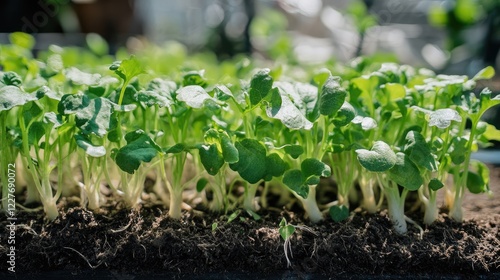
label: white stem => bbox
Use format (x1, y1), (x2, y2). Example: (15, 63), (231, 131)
(244, 183), (258, 212)
(360, 180), (377, 213)
(385, 186), (407, 235)
(299, 185), (323, 223)
(423, 192), (438, 225)
(169, 188), (183, 219)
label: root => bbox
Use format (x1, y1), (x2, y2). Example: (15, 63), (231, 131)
(405, 215), (424, 239)
(63, 247), (102, 269)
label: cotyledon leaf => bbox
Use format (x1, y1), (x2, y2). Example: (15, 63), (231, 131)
(404, 130), (438, 171)
(249, 68), (274, 106)
(356, 141), (397, 172)
(75, 134), (106, 158)
(176, 85), (212, 108)
(265, 90), (313, 130)
(0, 86), (37, 111)
(388, 152), (423, 191)
(114, 129), (161, 174)
(428, 108), (462, 129)
(65, 67), (101, 86)
(229, 139), (267, 184)
(319, 76), (347, 116)
(199, 144), (225, 176)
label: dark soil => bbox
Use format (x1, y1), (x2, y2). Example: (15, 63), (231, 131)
(1, 167), (500, 279)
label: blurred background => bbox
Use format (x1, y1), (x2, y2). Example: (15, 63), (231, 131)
(1, 0), (499, 76)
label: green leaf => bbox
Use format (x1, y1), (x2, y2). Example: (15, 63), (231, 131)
(482, 123), (500, 142)
(199, 144), (224, 176)
(279, 224), (295, 241)
(135, 90), (173, 108)
(356, 141), (397, 172)
(1, 72), (22, 86)
(221, 133), (239, 163)
(301, 158), (331, 178)
(0, 86), (37, 111)
(265, 90), (313, 130)
(114, 130), (161, 174)
(211, 222), (218, 231)
(86, 33), (109, 56)
(59, 94), (116, 137)
(75, 134), (106, 157)
(282, 169), (308, 198)
(473, 66), (495, 81)
(479, 88), (500, 116)
(176, 85), (212, 108)
(264, 153), (288, 181)
(352, 116), (377, 130)
(227, 211), (240, 223)
(450, 137), (468, 165)
(404, 130), (438, 171)
(65, 67), (101, 86)
(229, 139), (267, 184)
(465, 171), (486, 194)
(332, 101), (356, 127)
(283, 144), (304, 159)
(110, 56), (145, 82)
(196, 178), (209, 192)
(213, 84), (233, 101)
(388, 152), (423, 191)
(27, 121), (45, 146)
(9, 32), (35, 49)
(429, 109), (462, 129)
(249, 69), (273, 106)
(428, 178), (444, 191)
(379, 83), (405, 106)
(319, 76), (347, 116)
(182, 70), (208, 87)
(164, 143), (188, 154)
(43, 112), (63, 128)
(329, 205), (349, 222)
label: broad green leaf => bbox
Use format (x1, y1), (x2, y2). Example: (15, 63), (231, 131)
(404, 131), (438, 171)
(199, 144), (224, 175)
(301, 158), (331, 178)
(294, 82), (319, 121)
(282, 169), (308, 198)
(465, 171), (486, 194)
(182, 70), (208, 87)
(27, 121), (45, 146)
(36, 86), (64, 101)
(319, 76), (347, 116)
(428, 178), (444, 191)
(114, 130), (161, 174)
(164, 143), (188, 154)
(479, 88), (500, 116)
(429, 109), (462, 129)
(213, 84), (233, 101)
(450, 137), (467, 165)
(249, 69), (273, 106)
(65, 67), (101, 86)
(473, 66), (495, 81)
(43, 112), (63, 128)
(176, 85), (212, 108)
(110, 55), (145, 82)
(22, 101), (43, 125)
(329, 205), (349, 222)
(332, 101), (356, 127)
(59, 94), (115, 137)
(265, 93), (313, 130)
(196, 177), (209, 192)
(388, 152), (423, 191)
(1, 72), (22, 86)
(135, 90), (173, 107)
(264, 153), (287, 181)
(75, 134), (106, 157)
(283, 144), (304, 159)
(352, 116), (377, 130)
(0, 86), (37, 111)
(221, 133), (239, 163)
(482, 123), (500, 141)
(266, 87), (282, 116)
(279, 224), (295, 241)
(229, 139), (267, 184)
(86, 33), (109, 56)
(9, 32), (35, 49)
(356, 141), (397, 172)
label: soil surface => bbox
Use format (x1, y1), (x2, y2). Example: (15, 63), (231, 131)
(1, 167), (500, 279)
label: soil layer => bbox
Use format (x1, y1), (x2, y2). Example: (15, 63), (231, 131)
(1, 167), (500, 279)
